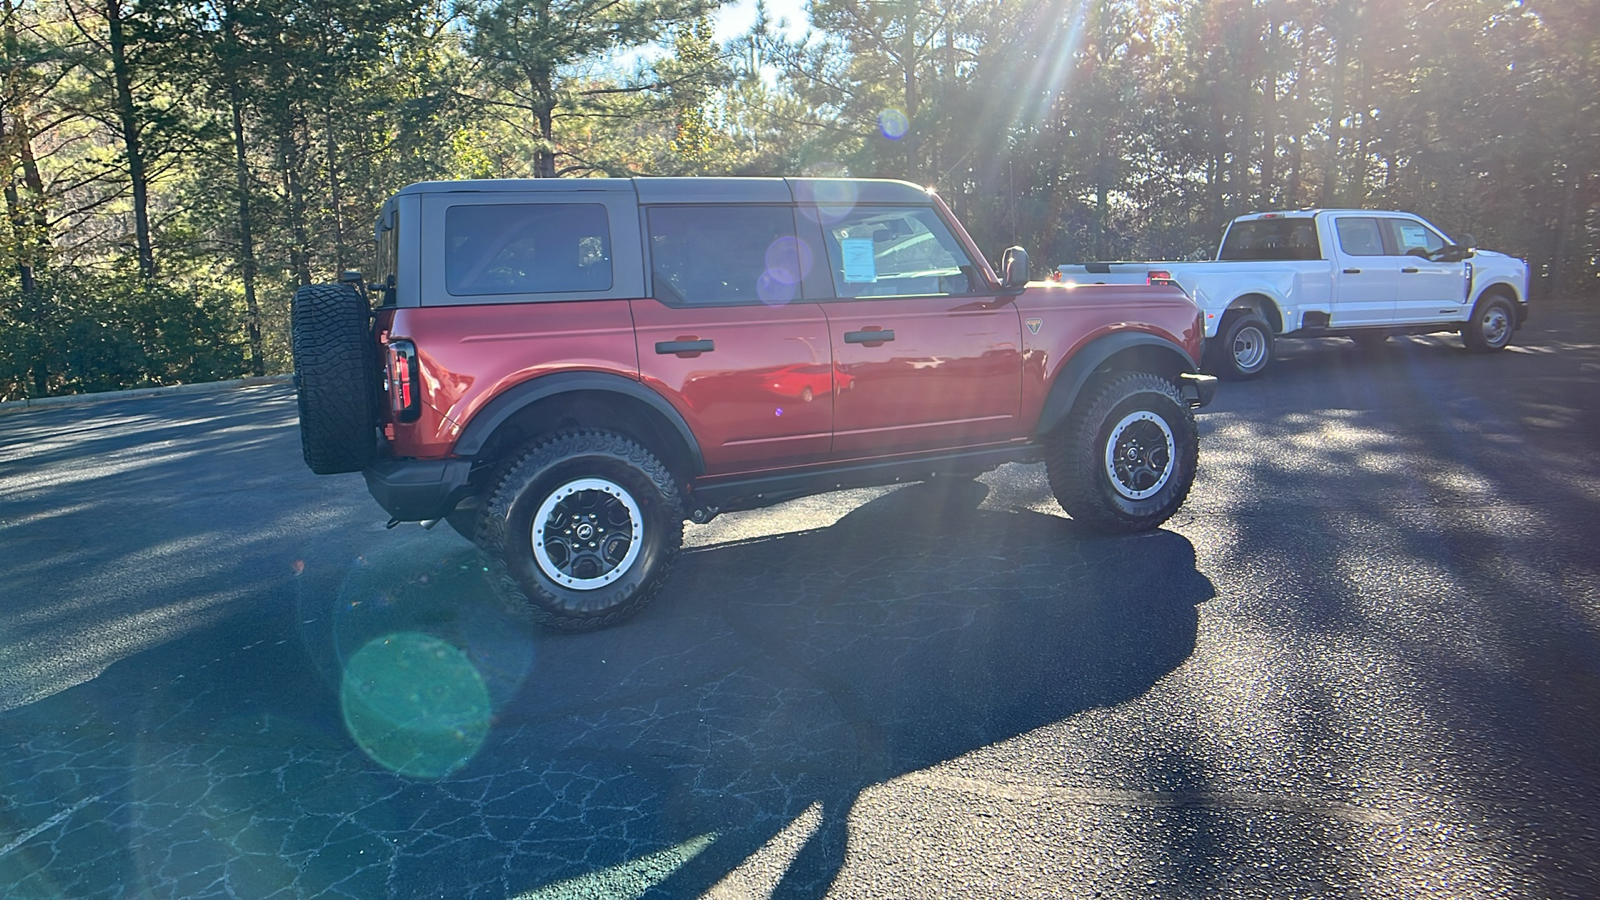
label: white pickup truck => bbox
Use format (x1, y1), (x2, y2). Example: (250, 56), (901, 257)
(1056, 210), (1531, 379)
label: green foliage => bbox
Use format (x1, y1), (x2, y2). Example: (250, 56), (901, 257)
(459, 0), (719, 177)
(0, 0), (1596, 406)
(0, 270), (246, 401)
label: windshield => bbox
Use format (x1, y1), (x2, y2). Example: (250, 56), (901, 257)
(1218, 218), (1322, 261)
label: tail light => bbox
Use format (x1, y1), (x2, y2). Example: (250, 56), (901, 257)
(1148, 270), (1175, 286)
(385, 339), (421, 423)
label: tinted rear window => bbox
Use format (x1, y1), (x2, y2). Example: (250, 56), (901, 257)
(445, 203), (612, 296)
(1218, 219), (1322, 261)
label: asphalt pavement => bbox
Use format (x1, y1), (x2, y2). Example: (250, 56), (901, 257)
(2, 305), (1598, 898)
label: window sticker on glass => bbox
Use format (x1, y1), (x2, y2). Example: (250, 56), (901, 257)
(840, 238), (877, 283)
(1400, 223), (1429, 247)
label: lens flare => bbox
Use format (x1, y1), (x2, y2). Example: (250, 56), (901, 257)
(798, 173), (857, 225)
(341, 631), (491, 779)
(757, 271), (798, 306)
(759, 236), (814, 306)
(878, 108), (910, 141)
(764, 236), (813, 285)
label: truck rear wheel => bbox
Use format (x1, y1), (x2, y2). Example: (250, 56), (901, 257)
(1206, 312), (1273, 380)
(291, 284), (378, 474)
(478, 431), (683, 631)
(1046, 372), (1198, 534)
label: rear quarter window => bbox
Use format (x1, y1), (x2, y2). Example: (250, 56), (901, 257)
(1218, 219), (1321, 261)
(445, 203), (612, 296)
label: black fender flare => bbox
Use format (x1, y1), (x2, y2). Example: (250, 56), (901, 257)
(453, 371), (706, 475)
(1034, 332), (1200, 436)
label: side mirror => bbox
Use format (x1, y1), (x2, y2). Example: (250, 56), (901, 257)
(1000, 246), (1029, 288)
(1457, 233), (1475, 250)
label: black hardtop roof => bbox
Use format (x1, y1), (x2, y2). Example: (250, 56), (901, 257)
(391, 177), (936, 206)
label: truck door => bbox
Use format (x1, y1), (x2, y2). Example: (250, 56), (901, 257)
(1383, 217), (1470, 325)
(804, 204), (1023, 458)
(634, 205), (834, 475)
(1330, 216), (1397, 327)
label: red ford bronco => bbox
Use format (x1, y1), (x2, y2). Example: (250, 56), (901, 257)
(292, 178), (1216, 630)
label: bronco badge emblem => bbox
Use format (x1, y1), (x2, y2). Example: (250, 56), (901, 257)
(1025, 318), (1042, 335)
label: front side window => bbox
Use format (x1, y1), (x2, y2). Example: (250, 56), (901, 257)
(1334, 217), (1386, 257)
(647, 206), (804, 306)
(818, 206), (978, 298)
(445, 203), (612, 296)
(1386, 218), (1447, 257)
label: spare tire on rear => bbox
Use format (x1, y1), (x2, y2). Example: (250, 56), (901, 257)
(292, 283), (379, 474)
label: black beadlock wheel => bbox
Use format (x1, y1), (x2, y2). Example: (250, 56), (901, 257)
(1462, 295), (1516, 353)
(291, 284), (378, 474)
(1205, 312), (1273, 380)
(478, 431), (684, 632)
(1045, 372), (1199, 534)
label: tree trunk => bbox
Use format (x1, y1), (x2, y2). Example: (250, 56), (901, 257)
(279, 127), (313, 285)
(1260, 16), (1278, 209)
(1350, 58), (1370, 206)
(901, 0), (920, 182)
(106, 0), (155, 278)
(0, 115), (35, 292)
(536, 98), (555, 178)
(326, 109), (345, 271)
(230, 80), (265, 376)
(1324, 34), (1345, 206)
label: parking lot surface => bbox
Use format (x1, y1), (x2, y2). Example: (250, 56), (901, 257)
(2, 306), (1598, 898)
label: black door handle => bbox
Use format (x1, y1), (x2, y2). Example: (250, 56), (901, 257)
(844, 329), (895, 344)
(1401, 267), (1420, 274)
(655, 339), (714, 355)
(1343, 268), (1362, 274)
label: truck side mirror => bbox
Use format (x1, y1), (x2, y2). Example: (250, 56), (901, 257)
(1001, 247), (1029, 288)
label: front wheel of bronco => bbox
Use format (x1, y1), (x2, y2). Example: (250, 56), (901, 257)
(291, 283), (378, 474)
(1462, 295), (1516, 353)
(479, 432), (683, 631)
(1046, 372), (1199, 534)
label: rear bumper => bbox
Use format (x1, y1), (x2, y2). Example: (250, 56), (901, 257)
(362, 457), (474, 522)
(1180, 372), (1218, 409)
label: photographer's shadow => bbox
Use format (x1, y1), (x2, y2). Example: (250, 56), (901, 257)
(622, 478), (1216, 896)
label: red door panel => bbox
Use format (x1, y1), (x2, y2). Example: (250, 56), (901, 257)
(632, 299), (834, 474)
(825, 297), (1023, 458)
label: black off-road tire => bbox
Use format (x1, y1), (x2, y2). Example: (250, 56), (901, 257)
(1045, 372), (1199, 534)
(478, 431), (684, 631)
(445, 500), (483, 542)
(1205, 312), (1273, 380)
(1462, 295), (1516, 353)
(291, 284), (378, 474)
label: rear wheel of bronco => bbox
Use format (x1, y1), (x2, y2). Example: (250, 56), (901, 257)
(1045, 372), (1198, 534)
(1462, 295), (1515, 353)
(479, 431), (683, 631)
(1206, 312), (1273, 380)
(291, 284), (378, 474)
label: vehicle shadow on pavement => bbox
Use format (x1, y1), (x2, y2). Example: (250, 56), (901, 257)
(477, 479), (1216, 897)
(0, 468), (1212, 899)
